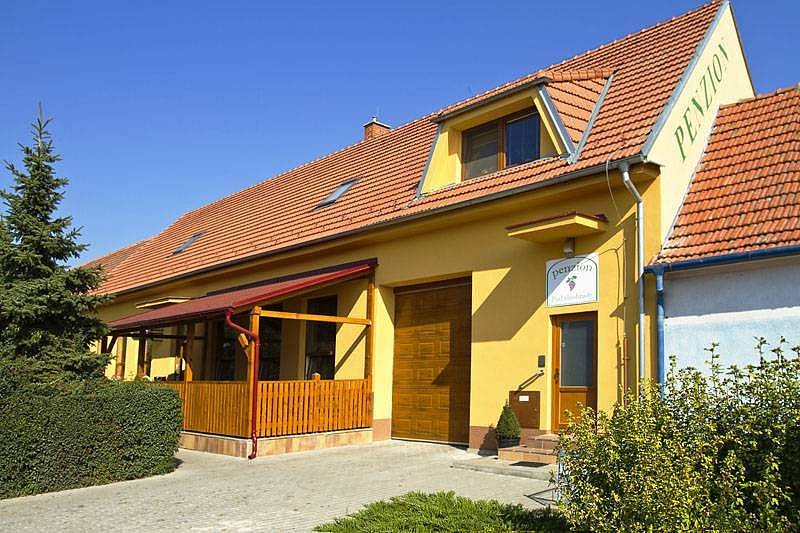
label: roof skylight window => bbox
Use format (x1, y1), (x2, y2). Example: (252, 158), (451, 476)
(318, 179), (358, 207)
(173, 232), (203, 255)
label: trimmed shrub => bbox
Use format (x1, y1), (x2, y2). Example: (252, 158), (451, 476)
(0, 380), (182, 499)
(315, 491), (569, 532)
(495, 402), (521, 439)
(556, 340), (800, 532)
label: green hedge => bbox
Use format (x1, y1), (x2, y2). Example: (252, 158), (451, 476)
(0, 380), (182, 499)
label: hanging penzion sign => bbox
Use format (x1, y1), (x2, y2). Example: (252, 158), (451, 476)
(546, 254), (598, 307)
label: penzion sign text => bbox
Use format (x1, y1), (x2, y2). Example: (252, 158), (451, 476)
(546, 254), (599, 307)
(674, 40), (730, 162)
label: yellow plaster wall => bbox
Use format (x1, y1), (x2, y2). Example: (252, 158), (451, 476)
(333, 279), (368, 380)
(94, 7), (759, 440)
(278, 297), (303, 380)
(99, 168), (656, 432)
(147, 334), (180, 379)
(123, 338), (138, 380)
(421, 88), (564, 194)
(648, 2), (754, 241)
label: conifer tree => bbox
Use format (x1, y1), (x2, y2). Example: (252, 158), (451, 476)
(0, 110), (110, 389)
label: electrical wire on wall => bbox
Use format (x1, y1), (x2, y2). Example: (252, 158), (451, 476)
(605, 152), (629, 397)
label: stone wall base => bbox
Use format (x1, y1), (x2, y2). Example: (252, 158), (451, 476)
(179, 428), (374, 459)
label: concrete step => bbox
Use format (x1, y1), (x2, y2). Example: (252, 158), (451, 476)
(452, 455), (556, 481)
(524, 433), (559, 451)
(497, 444), (558, 465)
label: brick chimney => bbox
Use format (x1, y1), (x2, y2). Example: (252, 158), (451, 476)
(363, 116), (390, 140)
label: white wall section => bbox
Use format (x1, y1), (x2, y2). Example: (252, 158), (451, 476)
(664, 258), (800, 370)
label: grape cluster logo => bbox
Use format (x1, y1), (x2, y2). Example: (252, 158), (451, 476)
(546, 254), (599, 307)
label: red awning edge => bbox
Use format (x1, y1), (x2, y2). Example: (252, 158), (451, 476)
(109, 259), (376, 332)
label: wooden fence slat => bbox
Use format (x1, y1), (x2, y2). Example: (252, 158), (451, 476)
(148, 381), (249, 437)
(248, 378), (373, 438)
(284, 381), (290, 435)
(277, 381), (284, 436)
(301, 381), (308, 434)
(293, 382), (300, 434)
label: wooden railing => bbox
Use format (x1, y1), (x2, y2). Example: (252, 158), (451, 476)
(256, 378), (372, 437)
(148, 380), (249, 437)
(148, 377), (372, 439)
(150, 380), (185, 403)
(184, 381), (249, 437)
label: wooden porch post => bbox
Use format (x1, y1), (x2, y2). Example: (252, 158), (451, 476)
(364, 275), (376, 428)
(114, 338), (126, 380)
(182, 322), (195, 430)
(184, 323), (195, 382)
(136, 328), (147, 378)
(247, 307), (261, 438)
(364, 274), (375, 380)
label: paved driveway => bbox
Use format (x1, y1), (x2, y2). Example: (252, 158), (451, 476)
(0, 440), (551, 532)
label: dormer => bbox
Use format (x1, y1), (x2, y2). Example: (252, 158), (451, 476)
(418, 70), (613, 195)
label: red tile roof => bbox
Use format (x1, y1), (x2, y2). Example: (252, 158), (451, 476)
(91, 2), (722, 295)
(547, 76), (609, 143)
(84, 239), (148, 278)
(654, 86), (800, 264)
(431, 68), (613, 124)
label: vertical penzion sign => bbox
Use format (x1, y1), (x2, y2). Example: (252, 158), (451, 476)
(546, 254), (599, 307)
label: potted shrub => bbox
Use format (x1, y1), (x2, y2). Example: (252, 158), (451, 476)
(495, 402), (521, 448)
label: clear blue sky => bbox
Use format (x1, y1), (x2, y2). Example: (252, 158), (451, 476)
(2, 1), (797, 263)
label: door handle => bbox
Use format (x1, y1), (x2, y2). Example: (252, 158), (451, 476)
(553, 369), (559, 383)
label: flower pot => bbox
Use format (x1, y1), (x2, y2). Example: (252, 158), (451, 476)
(496, 436), (520, 448)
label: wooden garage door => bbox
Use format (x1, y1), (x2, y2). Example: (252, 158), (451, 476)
(392, 280), (471, 444)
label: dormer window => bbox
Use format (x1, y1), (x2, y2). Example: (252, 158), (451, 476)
(462, 109), (540, 179)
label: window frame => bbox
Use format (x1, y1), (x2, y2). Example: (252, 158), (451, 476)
(259, 304), (283, 381)
(304, 295), (338, 380)
(172, 232), (203, 255)
(461, 108), (540, 180)
(317, 179), (358, 208)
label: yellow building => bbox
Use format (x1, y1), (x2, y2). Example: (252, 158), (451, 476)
(91, 1), (755, 458)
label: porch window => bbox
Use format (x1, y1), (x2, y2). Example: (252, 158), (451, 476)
(305, 296), (337, 379)
(462, 108), (540, 179)
(215, 320), (239, 380)
(259, 305), (282, 380)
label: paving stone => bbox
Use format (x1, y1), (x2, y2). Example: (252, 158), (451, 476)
(0, 440), (552, 532)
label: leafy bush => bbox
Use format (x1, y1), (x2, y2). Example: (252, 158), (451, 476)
(315, 491), (569, 532)
(555, 339), (800, 532)
(495, 402), (521, 439)
(0, 380), (182, 499)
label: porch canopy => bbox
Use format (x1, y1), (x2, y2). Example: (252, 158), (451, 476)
(109, 258), (376, 333)
(104, 259), (378, 446)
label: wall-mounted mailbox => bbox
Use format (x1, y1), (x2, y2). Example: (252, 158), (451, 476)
(509, 390), (540, 429)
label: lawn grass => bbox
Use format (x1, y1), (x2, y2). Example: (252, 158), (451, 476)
(314, 491), (570, 532)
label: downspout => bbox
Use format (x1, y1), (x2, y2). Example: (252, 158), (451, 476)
(654, 269), (666, 387)
(619, 161), (646, 381)
(224, 309), (260, 459)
